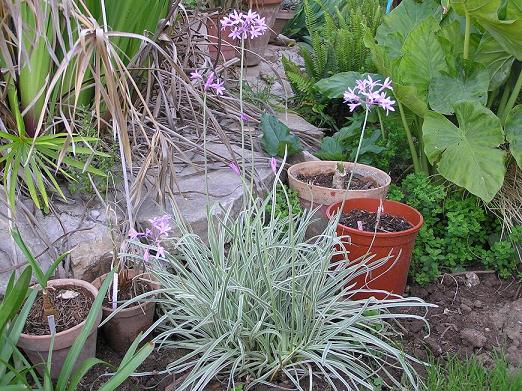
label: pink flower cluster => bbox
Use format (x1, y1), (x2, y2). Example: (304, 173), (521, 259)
(220, 9), (268, 40)
(343, 76), (395, 114)
(129, 215), (171, 262)
(190, 70), (225, 96)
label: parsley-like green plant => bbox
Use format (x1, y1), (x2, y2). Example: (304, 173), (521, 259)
(391, 174), (521, 284)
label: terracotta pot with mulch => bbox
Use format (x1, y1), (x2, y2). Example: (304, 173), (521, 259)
(92, 269), (159, 354)
(206, 14), (238, 62)
(270, 8), (296, 39)
(288, 161), (391, 234)
(244, 0), (282, 66)
(17, 279), (101, 379)
(326, 198), (423, 300)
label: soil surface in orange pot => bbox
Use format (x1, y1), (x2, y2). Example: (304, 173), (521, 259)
(339, 209), (413, 232)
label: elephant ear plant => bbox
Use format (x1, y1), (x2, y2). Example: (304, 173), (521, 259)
(365, 0), (522, 203)
(5, 229), (154, 390)
(121, 170), (434, 390)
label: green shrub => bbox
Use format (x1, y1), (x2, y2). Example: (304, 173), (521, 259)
(264, 184), (301, 220)
(315, 111), (409, 172)
(390, 173), (521, 284)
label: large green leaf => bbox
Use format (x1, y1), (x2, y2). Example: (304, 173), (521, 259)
(428, 61), (489, 114)
(451, 0), (522, 60)
(505, 105), (522, 169)
(260, 114), (303, 158)
(423, 100), (506, 202)
(314, 72), (382, 99)
(315, 137), (346, 161)
(397, 17), (448, 104)
(473, 32), (515, 90)
(376, 0), (440, 60)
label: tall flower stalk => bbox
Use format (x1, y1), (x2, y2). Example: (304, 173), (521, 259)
(221, 10), (268, 192)
(340, 76), (395, 191)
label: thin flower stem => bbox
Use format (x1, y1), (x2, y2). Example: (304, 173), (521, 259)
(377, 109), (386, 141)
(397, 100), (422, 173)
(203, 93), (210, 210)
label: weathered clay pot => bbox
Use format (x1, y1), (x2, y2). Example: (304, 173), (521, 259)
(244, 0), (282, 66)
(92, 270), (158, 354)
(17, 279), (101, 379)
(288, 161), (391, 236)
(270, 9), (296, 39)
(206, 14), (238, 62)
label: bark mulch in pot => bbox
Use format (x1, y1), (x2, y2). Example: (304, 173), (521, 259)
(23, 285), (94, 335)
(102, 277), (150, 308)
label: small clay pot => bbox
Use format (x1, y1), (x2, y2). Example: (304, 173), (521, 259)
(326, 198), (424, 300)
(243, 0), (282, 66)
(288, 161), (391, 235)
(17, 279), (101, 379)
(92, 270), (158, 354)
(206, 14), (238, 62)
(270, 9), (296, 39)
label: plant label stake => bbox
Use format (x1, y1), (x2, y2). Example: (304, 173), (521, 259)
(47, 315), (56, 336)
(112, 272), (118, 310)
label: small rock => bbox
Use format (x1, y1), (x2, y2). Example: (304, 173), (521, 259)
(460, 303), (472, 313)
(461, 297), (473, 307)
(90, 210), (101, 220)
(473, 300), (483, 308)
(465, 272), (480, 287)
(460, 328), (487, 348)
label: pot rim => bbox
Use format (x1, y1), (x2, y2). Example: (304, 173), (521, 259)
(19, 278), (99, 340)
(92, 271), (158, 314)
(288, 160), (392, 193)
(326, 198), (424, 237)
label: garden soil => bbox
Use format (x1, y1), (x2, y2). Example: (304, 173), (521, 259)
(79, 272), (522, 390)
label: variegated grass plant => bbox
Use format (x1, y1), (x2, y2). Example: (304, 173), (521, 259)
(118, 174), (433, 390)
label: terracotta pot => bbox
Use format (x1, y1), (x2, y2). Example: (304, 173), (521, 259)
(326, 198), (423, 300)
(270, 9), (296, 39)
(206, 14), (238, 62)
(17, 279), (101, 379)
(288, 161), (391, 235)
(243, 0), (282, 66)
(92, 270), (158, 354)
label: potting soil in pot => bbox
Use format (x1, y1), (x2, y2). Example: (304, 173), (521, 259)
(102, 278), (150, 308)
(339, 209), (413, 233)
(23, 286), (94, 335)
(296, 172), (377, 190)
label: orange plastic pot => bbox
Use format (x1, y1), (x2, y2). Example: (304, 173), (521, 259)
(326, 198), (423, 300)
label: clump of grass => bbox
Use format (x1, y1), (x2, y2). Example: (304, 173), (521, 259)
(424, 354), (522, 391)
(126, 184), (434, 390)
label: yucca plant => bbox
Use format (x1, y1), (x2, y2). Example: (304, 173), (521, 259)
(120, 179), (433, 390)
(0, 0), (169, 213)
